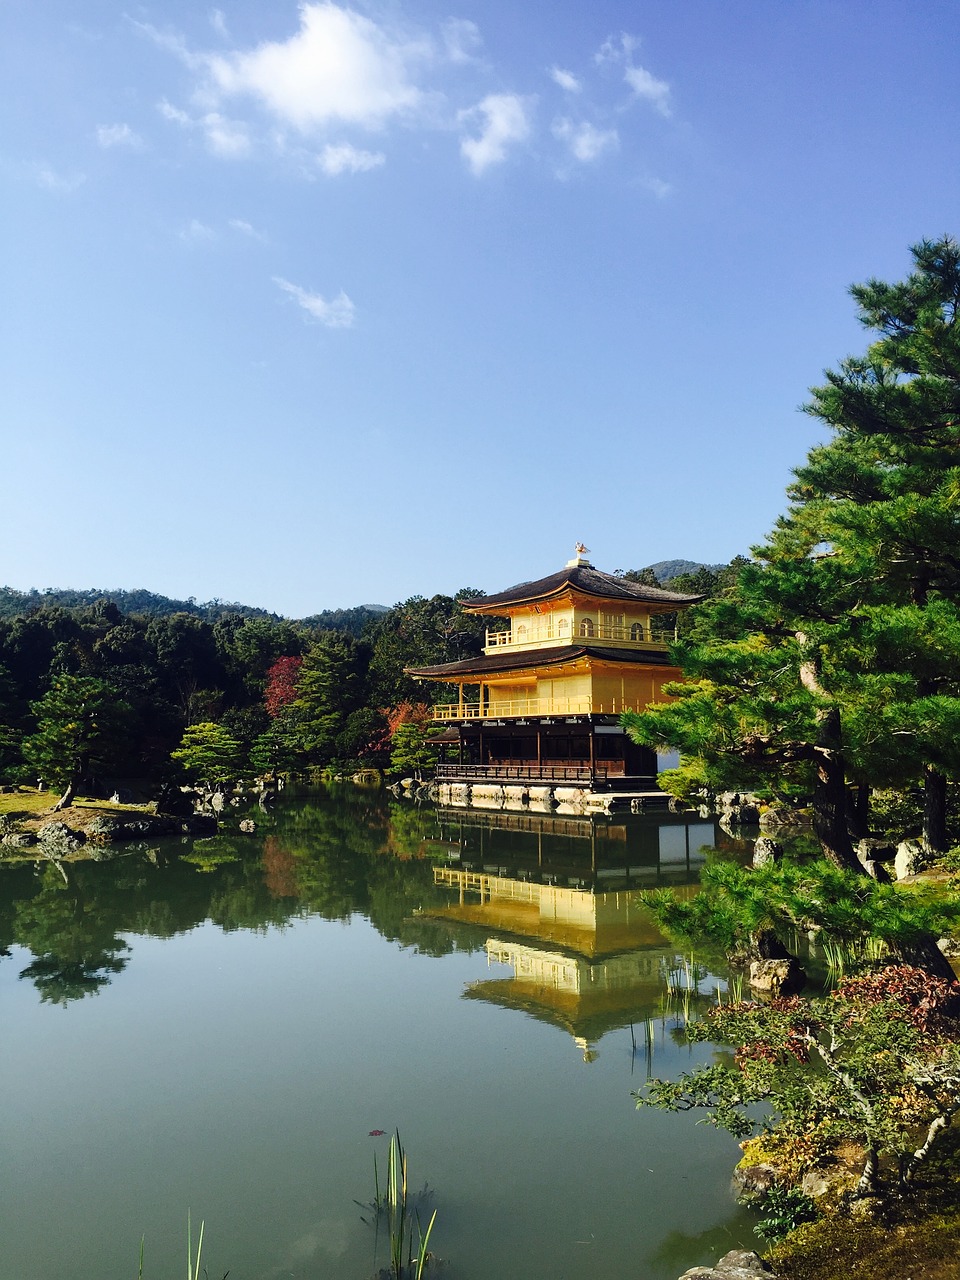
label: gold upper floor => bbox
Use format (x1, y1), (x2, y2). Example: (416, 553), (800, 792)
(484, 607), (675, 654)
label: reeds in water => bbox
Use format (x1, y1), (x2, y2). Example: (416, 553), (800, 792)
(359, 1131), (437, 1280)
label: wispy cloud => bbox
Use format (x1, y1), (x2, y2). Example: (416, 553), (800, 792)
(209, 8), (229, 40)
(179, 218), (216, 243)
(229, 218), (268, 241)
(130, 18), (206, 71)
(596, 33), (671, 117)
(202, 112), (251, 157)
(157, 99), (249, 157)
(642, 176), (673, 199)
(552, 117), (618, 163)
(459, 94), (533, 175)
(96, 122), (144, 149)
(550, 66), (581, 93)
(34, 163), (85, 193)
(442, 18), (482, 65)
(274, 277), (356, 328)
(317, 142), (385, 175)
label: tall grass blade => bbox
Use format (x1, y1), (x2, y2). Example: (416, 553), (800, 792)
(414, 1208), (437, 1280)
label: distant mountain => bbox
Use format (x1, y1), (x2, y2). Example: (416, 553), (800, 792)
(0, 586), (389, 631)
(644, 559), (724, 583)
(0, 586), (280, 622)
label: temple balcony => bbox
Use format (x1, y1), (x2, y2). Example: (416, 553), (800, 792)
(432, 695), (639, 721)
(483, 623), (675, 653)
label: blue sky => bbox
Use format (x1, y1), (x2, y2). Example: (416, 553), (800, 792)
(3, 1), (958, 616)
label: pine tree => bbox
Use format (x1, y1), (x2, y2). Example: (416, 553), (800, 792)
(624, 239), (960, 977)
(23, 675), (131, 811)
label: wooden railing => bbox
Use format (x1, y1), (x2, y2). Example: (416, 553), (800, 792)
(433, 695), (602, 721)
(436, 763), (612, 783)
(485, 624), (675, 649)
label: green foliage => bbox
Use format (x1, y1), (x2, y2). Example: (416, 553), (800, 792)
(624, 238), (960, 862)
(389, 722), (441, 780)
(644, 855), (960, 958)
(752, 1184), (819, 1242)
(637, 966), (960, 1195)
(171, 722), (244, 787)
(22, 674), (132, 800)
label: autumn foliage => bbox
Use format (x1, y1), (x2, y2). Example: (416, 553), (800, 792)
(264, 656), (303, 718)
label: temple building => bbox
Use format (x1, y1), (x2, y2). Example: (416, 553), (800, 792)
(407, 546), (702, 793)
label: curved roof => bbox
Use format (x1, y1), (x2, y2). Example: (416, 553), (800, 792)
(464, 564), (703, 612)
(407, 643), (675, 679)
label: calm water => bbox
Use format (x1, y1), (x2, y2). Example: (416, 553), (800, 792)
(0, 788), (759, 1280)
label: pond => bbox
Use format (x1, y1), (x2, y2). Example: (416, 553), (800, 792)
(0, 787), (760, 1280)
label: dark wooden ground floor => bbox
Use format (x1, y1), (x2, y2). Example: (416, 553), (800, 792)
(433, 715), (660, 791)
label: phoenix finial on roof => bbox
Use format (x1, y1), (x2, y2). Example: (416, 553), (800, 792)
(575, 542), (590, 555)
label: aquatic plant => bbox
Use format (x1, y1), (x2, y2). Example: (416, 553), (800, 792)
(359, 1131), (438, 1280)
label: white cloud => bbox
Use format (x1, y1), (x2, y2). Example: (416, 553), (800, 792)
(317, 142), (385, 175)
(624, 65), (672, 117)
(157, 99), (249, 156)
(158, 99), (191, 126)
(229, 218), (267, 240)
(552, 117), (618, 163)
(596, 32), (671, 117)
(179, 218), (216, 242)
(596, 33), (640, 65)
(96, 122), (144, 149)
(550, 66), (581, 93)
(202, 112), (251, 157)
(208, 4), (427, 132)
(274, 277), (356, 328)
(643, 176), (673, 199)
(34, 164), (85, 193)
(210, 9), (229, 39)
(442, 18), (482, 64)
(458, 93), (533, 175)
(131, 19), (205, 71)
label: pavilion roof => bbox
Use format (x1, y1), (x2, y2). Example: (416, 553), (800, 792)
(463, 563), (703, 612)
(407, 643), (674, 680)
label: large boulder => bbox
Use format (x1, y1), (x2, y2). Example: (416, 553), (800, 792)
(37, 821), (85, 852)
(678, 1250), (780, 1280)
(895, 839), (925, 880)
(752, 837), (783, 868)
(749, 958), (805, 997)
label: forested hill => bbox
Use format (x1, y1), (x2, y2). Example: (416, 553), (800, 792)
(645, 559), (724, 582)
(0, 586), (388, 633)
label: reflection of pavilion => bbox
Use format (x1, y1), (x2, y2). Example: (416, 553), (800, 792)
(426, 851), (706, 1062)
(434, 807), (716, 892)
(418, 808), (723, 1060)
(466, 938), (668, 1061)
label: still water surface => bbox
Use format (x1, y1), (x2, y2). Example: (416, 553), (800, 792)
(0, 787), (759, 1280)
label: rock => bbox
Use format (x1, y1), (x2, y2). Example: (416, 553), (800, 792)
(937, 935), (960, 957)
(801, 1165), (856, 1200)
(749, 957), (805, 997)
(758, 806), (814, 832)
(752, 837), (783, 868)
(2, 832), (38, 848)
(855, 838), (897, 864)
(678, 1249), (780, 1280)
(182, 814), (218, 834)
(37, 821), (85, 851)
(895, 839), (925, 879)
(732, 1162), (782, 1199)
(859, 858), (891, 883)
(238, 818), (257, 833)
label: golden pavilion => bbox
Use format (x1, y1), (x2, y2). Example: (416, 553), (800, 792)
(407, 546), (702, 792)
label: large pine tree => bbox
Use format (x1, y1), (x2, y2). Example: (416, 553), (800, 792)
(624, 239), (960, 974)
